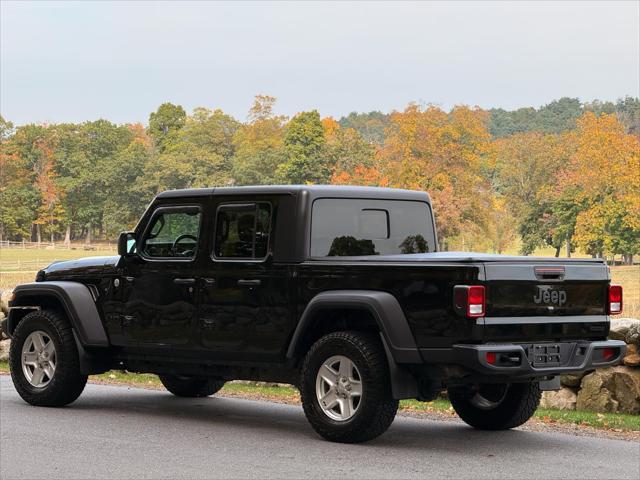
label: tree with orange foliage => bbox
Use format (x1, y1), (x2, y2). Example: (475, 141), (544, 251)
(4, 124), (66, 243)
(33, 135), (65, 244)
(559, 112), (640, 262)
(333, 104), (493, 250)
(323, 117), (375, 177)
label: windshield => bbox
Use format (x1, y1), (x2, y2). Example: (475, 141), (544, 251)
(310, 198), (436, 257)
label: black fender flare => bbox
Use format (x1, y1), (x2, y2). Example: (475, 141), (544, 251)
(286, 290), (422, 364)
(7, 281), (109, 348)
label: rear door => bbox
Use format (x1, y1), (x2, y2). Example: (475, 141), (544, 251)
(197, 196), (292, 362)
(483, 261), (610, 342)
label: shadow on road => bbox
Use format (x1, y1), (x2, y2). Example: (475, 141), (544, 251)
(4, 383), (568, 454)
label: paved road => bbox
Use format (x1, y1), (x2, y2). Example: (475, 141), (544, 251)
(1, 377), (638, 480)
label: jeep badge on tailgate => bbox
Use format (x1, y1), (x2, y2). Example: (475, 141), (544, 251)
(533, 286), (567, 307)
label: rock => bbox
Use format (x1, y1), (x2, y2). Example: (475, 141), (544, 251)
(0, 314), (7, 340)
(609, 318), (640, 346)
(576, 369), (619, 413)
(623, 343), (640, 367)
(560, 373), (587, 387)
(540, 388), (577, 410)
(576, 366), (640, 414)
(625, 324), (640, 347)
(0, 289), (13, 316)
(0, 339), (9, 362)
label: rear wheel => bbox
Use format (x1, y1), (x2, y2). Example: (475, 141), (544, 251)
(300, 331), (398, 443)
(159, 374), (225, 398)
(9, 309), (87, 406)
(448, 382), (541, 430)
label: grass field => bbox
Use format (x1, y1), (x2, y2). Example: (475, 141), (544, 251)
(2, 247), (637, 316)
(0, 246), (116, 289)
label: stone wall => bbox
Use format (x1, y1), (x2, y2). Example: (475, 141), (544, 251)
(541, 318), (640, 415)
(0, 312), (8, 362)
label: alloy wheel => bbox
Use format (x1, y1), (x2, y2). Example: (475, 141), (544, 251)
(315, 355), (363, 421)
(21, 330), (57, 388)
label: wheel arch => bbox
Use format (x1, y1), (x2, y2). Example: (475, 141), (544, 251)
(286, 291), (421, 400)
(7, 281), (109, 348)
(287, 290), (420, 365)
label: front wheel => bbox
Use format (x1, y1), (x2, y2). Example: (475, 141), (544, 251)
(9, 309), (88, 407)
(448, 382), (541, 430)
(159, 374), (225, 398)
(299, 331), (398, 443)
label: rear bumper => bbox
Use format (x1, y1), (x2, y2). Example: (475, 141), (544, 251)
(420, 340), (627, 379)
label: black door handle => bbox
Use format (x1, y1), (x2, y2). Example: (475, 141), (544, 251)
(237, 279), (261, 287)
(174, 278), (196, 285)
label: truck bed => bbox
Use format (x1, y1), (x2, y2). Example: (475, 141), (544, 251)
(308, 252), (605, 264)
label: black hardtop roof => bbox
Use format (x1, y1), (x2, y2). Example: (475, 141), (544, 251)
(156, 185), (431, 203)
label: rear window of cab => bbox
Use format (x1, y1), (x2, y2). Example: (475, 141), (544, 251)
(310, 198), (436, 257)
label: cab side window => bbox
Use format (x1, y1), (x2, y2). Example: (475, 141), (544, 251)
(141, 208), (201, 259)
(214, 203), (271, 259)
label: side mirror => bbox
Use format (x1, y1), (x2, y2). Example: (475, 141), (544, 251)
(118, 231), (137, 256)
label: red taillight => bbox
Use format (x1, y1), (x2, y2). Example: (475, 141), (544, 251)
(602, 347), (617, 361)
(454, 285), (486, 318)
(608, 285), (623, 314)
(486, 352), (497, 365)
(468, 286), (485, 316)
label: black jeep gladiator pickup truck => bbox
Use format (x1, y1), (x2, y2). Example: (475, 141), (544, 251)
(7, 185), (626, 443)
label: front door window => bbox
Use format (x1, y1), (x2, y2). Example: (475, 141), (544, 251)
(141, 209), (201, 259)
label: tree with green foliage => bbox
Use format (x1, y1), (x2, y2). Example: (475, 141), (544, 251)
(231, 95), (287, 185)
(338, 111), (390, 145)
(101, 125), (154, 237)
(55, 120), (134, 242)
(0, 115), (13, 141)
(535, 97), (583, 133)
(145, 107), (240, 192)
(322, 117), (375, 175)
(276, 110), (330, 184)
(0, 116), (40, 241)
(493, 131), (573, 255)
(148, 103), (187, 152)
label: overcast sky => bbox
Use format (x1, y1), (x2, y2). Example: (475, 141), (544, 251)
(1, 1), (638, 126)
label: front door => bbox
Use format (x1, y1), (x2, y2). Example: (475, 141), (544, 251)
(119, 204), (203, 348)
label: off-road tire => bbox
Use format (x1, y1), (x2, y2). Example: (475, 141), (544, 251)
(9, 309), (88, 406)
(448, 382), (541, 430)
(159, 374), (225, 397)
(299, 331), (399, 443)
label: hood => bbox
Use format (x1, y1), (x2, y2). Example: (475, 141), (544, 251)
(43, 255), (121, 277)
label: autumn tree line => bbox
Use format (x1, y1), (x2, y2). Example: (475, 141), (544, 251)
(0, 96), (638, 262)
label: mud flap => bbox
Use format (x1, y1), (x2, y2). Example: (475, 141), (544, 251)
(380, 333), (418, 399)
(72, 330), (110, 376)
(539, 376), (561, 391)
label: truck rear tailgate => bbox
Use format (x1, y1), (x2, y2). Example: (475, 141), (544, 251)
(482, 261), (610, 342)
